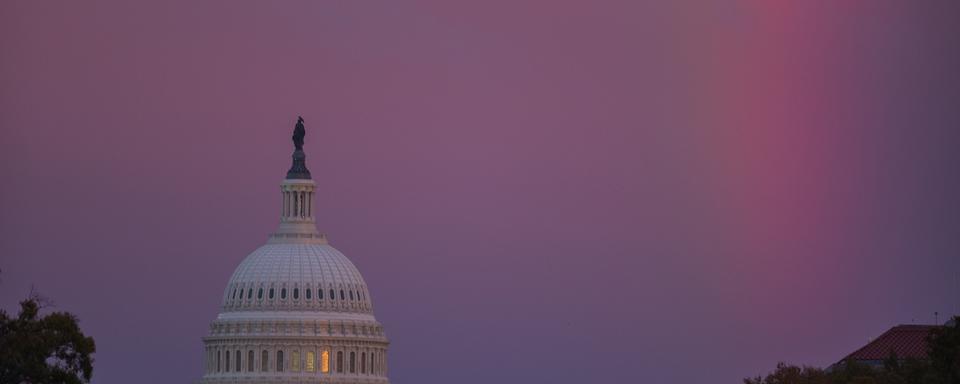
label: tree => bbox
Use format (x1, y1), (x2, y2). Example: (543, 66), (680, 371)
(743, 362), (830, 384)
(0, 297), (96, 384)
(926, 316), (960, 384)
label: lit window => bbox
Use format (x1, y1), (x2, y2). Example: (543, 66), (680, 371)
(306, 351), (315, 372)
(292, 350), (300, 372)
(248, 350), (254, 372)
(321, 350), (329, 373)
(261, 350), (268, 372)
(277, 350), (284, 372)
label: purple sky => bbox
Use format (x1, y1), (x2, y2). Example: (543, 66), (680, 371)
(2, 1), (959, 383)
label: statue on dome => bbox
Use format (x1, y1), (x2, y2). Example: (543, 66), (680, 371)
(292, 116), (306, 150)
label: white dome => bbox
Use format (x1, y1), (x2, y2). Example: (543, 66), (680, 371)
(220, 243), (374, 314)
(200, 124), (389, 383)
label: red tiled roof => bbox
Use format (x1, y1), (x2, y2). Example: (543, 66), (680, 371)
(844, 325), (936, 361)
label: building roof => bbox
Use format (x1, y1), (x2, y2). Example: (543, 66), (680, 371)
(843, 325), (936, 362)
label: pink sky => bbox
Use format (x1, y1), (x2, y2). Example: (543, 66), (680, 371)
(2, 1), (959, 383)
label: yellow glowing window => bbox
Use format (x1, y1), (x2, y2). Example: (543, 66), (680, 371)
(292, 350), (301, 372)
(321, 350), (329, 373)
(306, 351), (316, 372)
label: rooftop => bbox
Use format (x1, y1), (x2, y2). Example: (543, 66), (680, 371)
(842, 325), (937, 362)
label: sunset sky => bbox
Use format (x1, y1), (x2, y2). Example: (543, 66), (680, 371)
(1, 1), (959, 383)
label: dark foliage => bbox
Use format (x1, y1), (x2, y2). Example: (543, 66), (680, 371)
(926, 318), (960, 384)
(745, 317), (959, 384)
(0, 298), (96, 384)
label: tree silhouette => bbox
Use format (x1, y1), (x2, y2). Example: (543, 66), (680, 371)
(0, 296), (96, 384)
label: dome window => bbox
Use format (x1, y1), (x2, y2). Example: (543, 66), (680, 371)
(281, 288), (287, 299)
(349, 290), (354, 301)
(340, 290), (345, 300)
(269, 288), (275, 299)
(319, 289), (324, 300)
(293, 288), (299, 300)
(321, 350), (330, 373)
(330, 289), (335, 300)
(247, 288), (253, 299)
(257, 288), (263, 300)
(232, 288), (237, 299)
(305, 288), (311, 300)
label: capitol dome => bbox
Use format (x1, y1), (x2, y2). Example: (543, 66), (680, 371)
(200, 117), (389, 383)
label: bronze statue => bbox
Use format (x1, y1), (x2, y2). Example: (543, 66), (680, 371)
(293, 116), (306, 150)
(286, 115), (312, 179)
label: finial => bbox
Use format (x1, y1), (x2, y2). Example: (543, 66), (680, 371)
(286, 116), (312, 179)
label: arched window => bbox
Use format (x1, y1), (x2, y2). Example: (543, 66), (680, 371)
(257, 288), (263, 299)
(321, 350), (329, 373)
(306, 351), (316, 372)
(248, 350), (254, 372)
(361, 352), (366, 374)
(292, 350), (300, 372)
(269, 288), (275, 299)
(261, 350), (269, 372)
(281, 288), (287, 299)
(303, 288), (308, 300)
(236, 350), (241, 373)
(225, 350), (230, 372)
(340, 290), (345, 300)
(247, 288), (253, 299)
(371, 352), (375, 375)
(337, 351), (343, 373)
(277, 350), (284, 372)
(329, 289), (335, 300)
(349, 351), (356, 373)
(217, 350), (222, 372)
(231, 288), (237, 299)
(350, 290), (354, 301)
